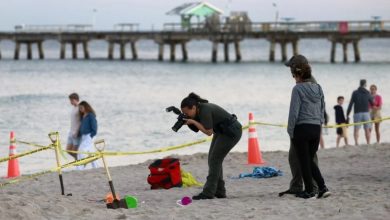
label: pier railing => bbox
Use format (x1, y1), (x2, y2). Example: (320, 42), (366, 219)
(14, 24), (93, 33)
(163, 20), (390, 33)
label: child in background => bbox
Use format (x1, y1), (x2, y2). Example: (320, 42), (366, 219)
(334, 96), (349, 147)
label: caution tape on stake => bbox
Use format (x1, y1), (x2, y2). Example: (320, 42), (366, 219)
(0, 145), (54, 164)
(0, 155), (101, 188)
(62, 136), (213, 156)
(247, 116), (390, 129)
(15, 140), (49, 149)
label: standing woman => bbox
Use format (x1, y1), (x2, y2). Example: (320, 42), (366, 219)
(369, 84), (383, 143)
(77, 101), (98, 170)
(180, 93), (242, 200)
(287, 59), (330, 199)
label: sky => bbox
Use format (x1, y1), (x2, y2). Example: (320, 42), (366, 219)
(0, 0), (389, 30)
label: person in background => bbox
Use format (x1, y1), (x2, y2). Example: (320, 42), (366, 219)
(347, 79), (374, 146)
(67, 93), (81, 160)
(319, 111), (329, 149)
(279, 55), (319, 197)
(334, 96), (349, 147)
(286, 55), (330, 199)
(369, 84), (383, 144)
(77, 101), (98, 170)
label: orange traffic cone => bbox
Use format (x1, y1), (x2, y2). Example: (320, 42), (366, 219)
(248, 113), (265, 165)
(7, 131), (20, 178)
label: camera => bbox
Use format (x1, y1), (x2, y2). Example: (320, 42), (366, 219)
(166, 106), (188, 132)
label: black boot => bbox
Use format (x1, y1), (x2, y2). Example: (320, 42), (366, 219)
(215, 192), (227, 199)
(317, 186), (331, 198)
(279, 189), (302, 197)
(295, 191), (316, 199)
(192, 193), (214, 200)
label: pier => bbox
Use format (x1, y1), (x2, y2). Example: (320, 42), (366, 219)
(0, 20), (389, 63)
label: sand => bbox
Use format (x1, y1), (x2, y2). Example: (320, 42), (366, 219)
(1, 143), (390, 220)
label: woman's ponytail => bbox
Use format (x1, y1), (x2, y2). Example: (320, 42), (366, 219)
(188, 92), (208, 103)
(181, 92), (208, 108)
(294, 63), (312, 80)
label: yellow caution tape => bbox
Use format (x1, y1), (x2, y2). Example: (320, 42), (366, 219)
(62, 136), (213, 156)
(1, 116), (388, 188)
(324, 117), (390, 128)
(0, 145), (54, 164)
(15, 140), (49, 149)
(0, 155), (101, 188)
(247, 116), (390, 129)
(59, 116), (390, 157)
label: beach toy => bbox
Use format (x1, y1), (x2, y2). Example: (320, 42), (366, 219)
(7, 131), (20, 178)
(124, 195), (138, 208)
(247, 113), (265, 165)
(105, 193), (120, 204)
(177, 196), (192, 206)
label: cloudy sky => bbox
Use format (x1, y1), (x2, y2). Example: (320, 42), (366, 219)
(0, 0), (389, 30)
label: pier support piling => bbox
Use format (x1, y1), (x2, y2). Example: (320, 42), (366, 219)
(211, 42), (218, 63)
(224, 42), (229, 62)
(108, 42), (114, 60)
(14, 42), (20, 60)
(181, 42), (188, 62)
(281, 42), (287, 62)
(342, 42), (348, 63)
(72, 42), (78, 59)
(27, 42), (32, 60)
(170, 43), (176, 62)
(269, 41), (275, 62)
(82, 41), (90, 59)
(131, 42), (138, 60)
(330, 41), (336, 63)
(120, 42), (126, 60)
(234, 41), (241, 62)
(158, 44), (164, 61)
(353, 40), (360, 63)
(60, 42), (66, 59)
(37, 41), (44, 59)
(292, 40), (299, 56)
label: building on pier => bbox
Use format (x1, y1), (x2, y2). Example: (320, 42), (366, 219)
(167, 2), (223, 30)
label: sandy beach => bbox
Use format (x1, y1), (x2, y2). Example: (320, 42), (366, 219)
(1, 143), (389, 220)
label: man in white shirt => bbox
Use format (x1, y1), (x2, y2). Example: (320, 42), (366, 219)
(67, 93), (81, 160)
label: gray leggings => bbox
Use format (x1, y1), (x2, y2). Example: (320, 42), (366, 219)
(202, 122), (242, 197)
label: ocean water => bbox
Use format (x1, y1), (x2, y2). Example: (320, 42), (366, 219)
(0, 39), (389, 174)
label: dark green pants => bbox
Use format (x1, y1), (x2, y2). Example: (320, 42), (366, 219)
(289, 140), (319, 192)
(202, 122), (242, 197)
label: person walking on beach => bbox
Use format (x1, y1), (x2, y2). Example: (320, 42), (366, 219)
(77, 101), (98, 170)
(279, 55), (319, 197)
(180, 93), (242, 200)
(334, 96), (349, 147)
(369, 84), (383, 144)
(346, 79), (374, 146)
(67, 93), (81, 160)
(286, 55), (330, 199)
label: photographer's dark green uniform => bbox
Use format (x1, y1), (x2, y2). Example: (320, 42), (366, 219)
(196, 103), (242, 197)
